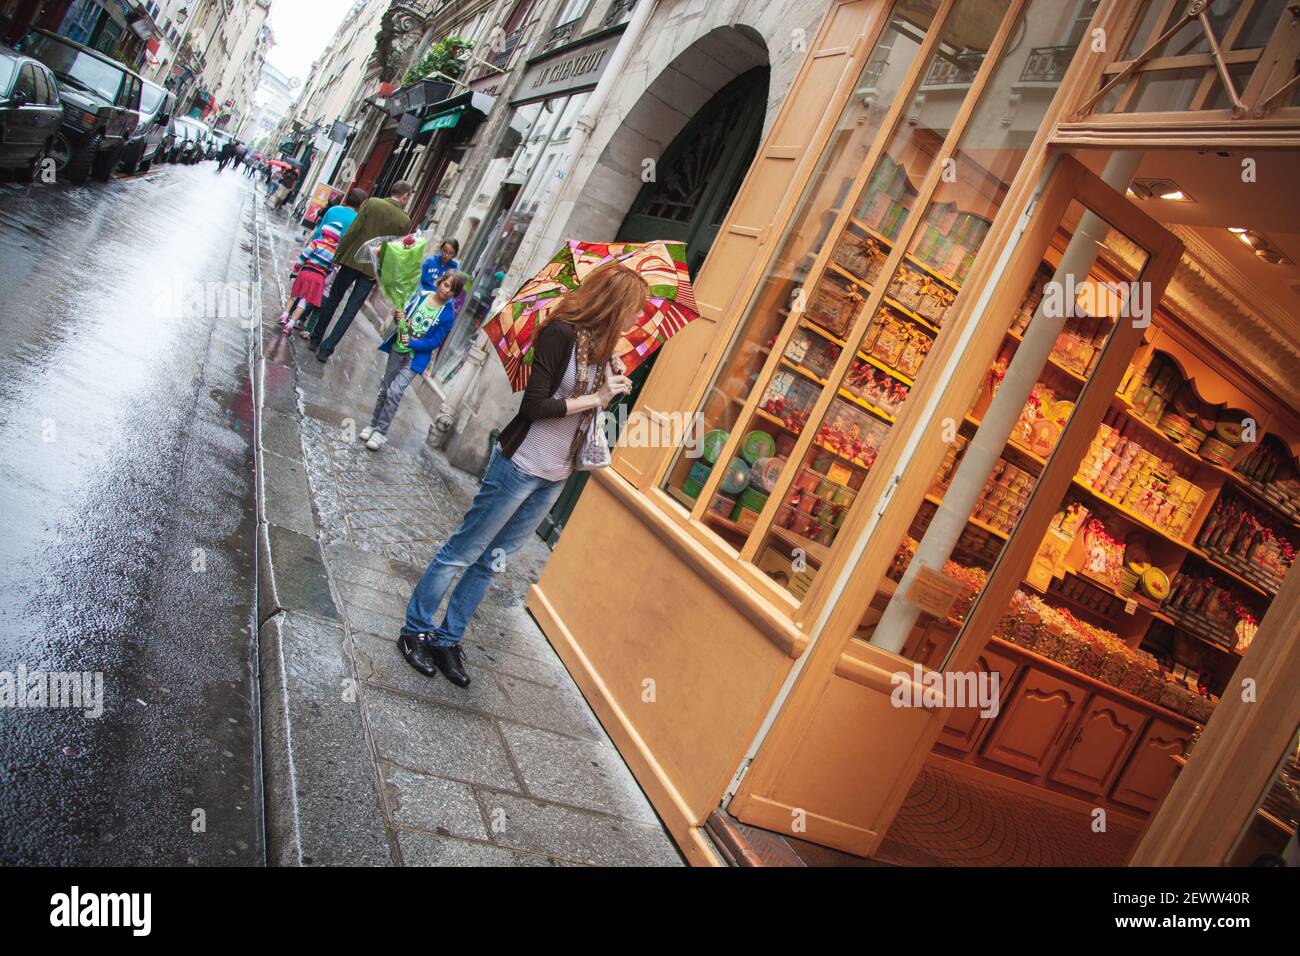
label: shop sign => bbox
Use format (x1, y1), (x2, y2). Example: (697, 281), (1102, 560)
(395, 112), (421, 139)
(905, 565), (966, 621)
(329, 120), (351, 145)
(421, 108), (464, 133)
(305, 184), (343, 226)
(510, 32), (621, 105)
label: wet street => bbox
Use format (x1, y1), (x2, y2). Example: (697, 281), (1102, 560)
(0, 162), (263, 864)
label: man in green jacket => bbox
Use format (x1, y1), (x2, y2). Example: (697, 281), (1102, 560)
(309, 181), (414, 362)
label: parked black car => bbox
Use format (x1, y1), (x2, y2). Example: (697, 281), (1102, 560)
(119, 78), (173, 175)
(16, 28), (140, 185)
(163, 115), (206, 164)
(0, 44), (63, 182)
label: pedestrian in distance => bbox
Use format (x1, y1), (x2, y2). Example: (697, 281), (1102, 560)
(233, 141), (247, 169)
(397, 263), (644, 687)
(272, 165), (300, 209)
(217, 139), (235, 172)
(278, 187), (367, 335)
(308, 181), (414, 363)
(359, 270), (466, 452)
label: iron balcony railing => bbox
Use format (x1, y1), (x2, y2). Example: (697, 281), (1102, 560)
(602, 0), (636, 28)
(487, 27), (524, 70)
(546, 17), (580, 50)
(1020, 45), (1076, 84)
(921, 51), (983, 88)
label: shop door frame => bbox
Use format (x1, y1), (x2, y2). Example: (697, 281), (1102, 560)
(728, 153), (1184, 859)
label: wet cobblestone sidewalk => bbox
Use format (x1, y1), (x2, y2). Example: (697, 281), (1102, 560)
(253, 199), (681, 867)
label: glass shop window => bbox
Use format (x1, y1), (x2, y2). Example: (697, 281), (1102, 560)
(661, 0), (1081, 606)
(658, 0), (942, 516)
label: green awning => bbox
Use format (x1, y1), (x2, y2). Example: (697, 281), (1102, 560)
(421, 107), (465, 133)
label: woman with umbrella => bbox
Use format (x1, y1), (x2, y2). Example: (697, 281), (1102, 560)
(398, 263), (644, 687)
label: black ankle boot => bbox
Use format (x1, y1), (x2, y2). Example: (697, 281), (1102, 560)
(430, 644), (471, 687)
(399, 633), (438, 677)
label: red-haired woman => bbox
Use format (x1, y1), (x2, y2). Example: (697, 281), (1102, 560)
(399, 263), (647, 686)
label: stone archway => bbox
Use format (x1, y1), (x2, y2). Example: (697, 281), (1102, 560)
(558, 24), (771, 248)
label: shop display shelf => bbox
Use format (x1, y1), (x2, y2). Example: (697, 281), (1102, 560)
(881, 295), (942, 336)
(666, 486), (697, 511)
(923, 492), (1010, 541)
(774, 357), (899, 425)
(752, 408), (876, 472)
(769, 525), (830, 567)
(1161, 606), (1241, 656)
(1217, 470), (1300, 530)
(701, 510), (750, 541)
(836, 387), (896, 425)
(754, 407), (800, 434)
(1069, 476), (1195, 552)
(961, 414), (1049, 471)
(1000, 326), (1089, 387)
(904, 252), (962, 292)
(848, 217), (894, 249)
(800, 318), (915, 387)
(779, 356), (830, 388)
(1112, 397), (1212, 470)
(1044, 353), (1090, 386)
(1071, 479), (1269, 599)
(1187, 546), (1276, 599)
(828, 262), (875, 295)
(1058, 568), (1169, 618)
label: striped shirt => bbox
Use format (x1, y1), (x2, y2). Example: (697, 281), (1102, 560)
(511, 350), (588, 481)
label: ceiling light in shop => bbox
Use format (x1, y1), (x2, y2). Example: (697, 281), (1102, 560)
(1130, 178), (1193, 202)
(1254, 247), (1291, 265)
(1227, 228), (1292, 265)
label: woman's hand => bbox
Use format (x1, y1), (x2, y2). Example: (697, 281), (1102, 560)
(597, 375), (633, 407)
(609, 354), (627, 376)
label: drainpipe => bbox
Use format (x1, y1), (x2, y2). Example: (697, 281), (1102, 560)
(870, 150), (1144, 655)
(427, 0), (660, 451)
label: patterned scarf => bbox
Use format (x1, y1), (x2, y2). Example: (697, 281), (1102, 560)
(567, 327), (608, 462)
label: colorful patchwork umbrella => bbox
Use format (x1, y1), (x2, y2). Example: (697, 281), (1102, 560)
(483, 239), (699, 391)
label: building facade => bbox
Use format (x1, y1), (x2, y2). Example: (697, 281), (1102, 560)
(242, 59), (294, 145)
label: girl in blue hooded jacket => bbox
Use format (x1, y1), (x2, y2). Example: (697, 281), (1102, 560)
(360, 270), (467, 450)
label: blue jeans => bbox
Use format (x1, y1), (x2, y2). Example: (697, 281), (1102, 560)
(403, 446), (564, 647)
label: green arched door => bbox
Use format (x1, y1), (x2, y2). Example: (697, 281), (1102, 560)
(537, 66), (770, 548)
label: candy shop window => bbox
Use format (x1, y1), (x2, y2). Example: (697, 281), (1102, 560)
(662, 0), (1078, 604)
(659, 0), (942, 512)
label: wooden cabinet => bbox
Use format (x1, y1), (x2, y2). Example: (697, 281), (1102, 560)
(1110, 718), (1194, 814)
(1048, 697), (1148, 797)
(938, 647), (1020, 754)
(980, 667), (1087, 776)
